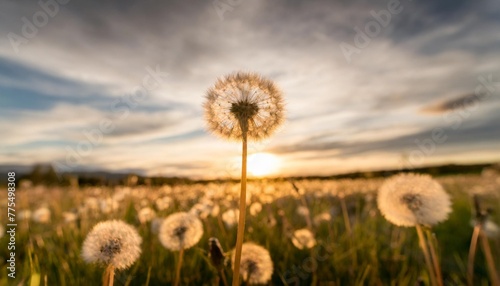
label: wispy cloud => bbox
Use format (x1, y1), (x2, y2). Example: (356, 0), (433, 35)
(1, 0), (499, 177)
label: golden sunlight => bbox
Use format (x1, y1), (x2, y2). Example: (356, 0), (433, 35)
(247, 153), (281, 177)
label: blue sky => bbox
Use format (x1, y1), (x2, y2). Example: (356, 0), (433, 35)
(1, 0), (499, 178)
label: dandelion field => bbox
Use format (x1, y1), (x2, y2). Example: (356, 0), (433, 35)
(1, 173), (499, 285)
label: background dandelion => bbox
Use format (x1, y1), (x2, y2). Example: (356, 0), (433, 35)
(291, 228), (317, 250)
(377, 173), (451, 227)
(159, 212), (204, 286)
(231, 242), (273, 285)
(377, 173), (452, 286)
(82, 220), (142, 286)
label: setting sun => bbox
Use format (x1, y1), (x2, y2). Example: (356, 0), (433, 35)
(247, 153), (281, 177)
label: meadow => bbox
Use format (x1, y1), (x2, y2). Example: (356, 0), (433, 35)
(1, 173), (499, 285)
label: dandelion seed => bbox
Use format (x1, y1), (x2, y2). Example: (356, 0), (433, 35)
(313, 212), (332, 226)
(377, 173), (451, 227)
(204, 72), (285, 141)
(266, 214), (277, 228)
(63, 211), (78, 223)
(137, 207), (156, 224)
(249, 202), (262, 216)
(99, 198), (119, 214)
(82, 220), (142, 270)
(297, 206), (310, 217)
(155, 196), (172, 211)
(291, 228), (317, 250)
(190, 201), (218, 219)
(231, 242), (273, 284)
(19, 210), (32, 220)
(222, 209), (239, 229)
(33, 207), (51, 223)
(158, 212), (203, 251)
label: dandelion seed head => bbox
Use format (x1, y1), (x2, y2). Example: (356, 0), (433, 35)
(137, 207), (156, 224)
(33, 207), (51, 223)
(204, 72), (285, 141)
(81, 220), (142, 270)
(297, 206), (310, 217)
(63, 211), (78, 223)
(231, 242), (273, 284)
(222, 208), (239, 228)
(155, 196), (172, 211)
(249, 202), (263, 216)
(291, 228), (317, 249)
(377, 173), (451, 227)
(158, 212), (203, 251)
(208, 237), (226, 270)
(313, 212), (332, 226)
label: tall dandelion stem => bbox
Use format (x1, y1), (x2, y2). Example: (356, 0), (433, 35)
(416, 224), (437, 286)
(174, 248), (184, 286)
(467, 225), (481, 286)
(425, 229), (443, 286)
(103, 265), (115, 286)
(479, 231), (500, 286)
(233, 124), (248, 286)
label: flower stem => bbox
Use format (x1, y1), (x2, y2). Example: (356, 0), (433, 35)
(467, 225), (481, 286)
(174, 248), (184, 286)
(232, 127), (248, 286)
(425, 229), (443, 286)
(220, 269), (229, 286)
(416, 224), (437, 286)
(479, 230), (500, 286)
(103, 265), (115, 286)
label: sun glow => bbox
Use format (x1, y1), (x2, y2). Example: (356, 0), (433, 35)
(247, 153), (281, 177)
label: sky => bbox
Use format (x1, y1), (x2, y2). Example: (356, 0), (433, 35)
(0, 0), (499, 179)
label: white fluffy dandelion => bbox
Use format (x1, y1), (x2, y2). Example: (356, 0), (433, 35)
(158, 212), (203, 251)
(155, 196), (173, 211)
(377, 173), (451, 227)
(159, 212), (204, 286)
(378, 173), (450, 286)
(204, 71), (285, 286)
(232, 242), (273, 284)
(222, 208), (239, 229)
(313, 212), (332, 226)
(297, 206), (310, 217)
(32, 207), (51, 223)
(82, 220), (142, 270)
(137, 207), (156, 224)
(249, 202), (263, 216)
(291, 229), (317, 250)
(204, 72), (285, 141)
(63, 212), (78, 223)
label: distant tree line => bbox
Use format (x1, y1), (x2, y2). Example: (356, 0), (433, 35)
(4, 162), (498, 187)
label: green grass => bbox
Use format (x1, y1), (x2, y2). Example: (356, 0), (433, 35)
(0, 175), (499, 285)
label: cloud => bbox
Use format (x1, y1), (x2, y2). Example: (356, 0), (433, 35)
(420, 93), (482, 114)
(0, 0), (499, 177)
